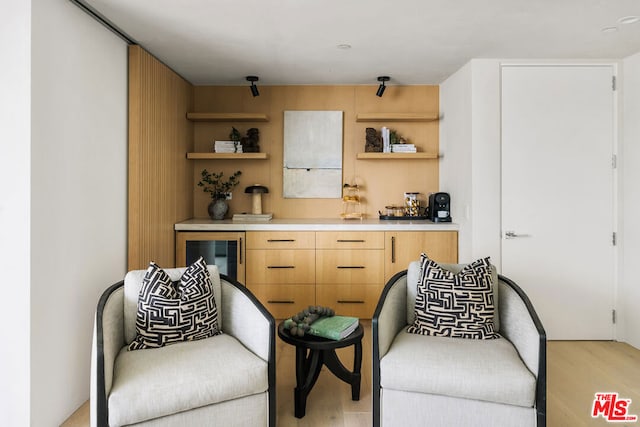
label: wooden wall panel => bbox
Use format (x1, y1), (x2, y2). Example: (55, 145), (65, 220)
(192, 84), (439, 219)
(128, 46), (194, 270)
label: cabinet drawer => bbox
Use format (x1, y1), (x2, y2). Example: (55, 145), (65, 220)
(316, 231), (384, 249)
(246, 250), (315, 284)
(246, 231), (315, 249)
(316, 285), (381, 319)
(248, 284), (315, 319)
(316, 250), (384, 284)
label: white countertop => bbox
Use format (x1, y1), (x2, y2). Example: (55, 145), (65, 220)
(175, 218), (459, 231)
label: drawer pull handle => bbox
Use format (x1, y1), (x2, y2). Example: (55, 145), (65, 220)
(337, 266), (365, 269)
(267, 239), (295, 242)
(267, 265), (295, 269)
(268, 300), (294, 304)
(336, 239), (365, 243)
(337, 300), (365, 304)
(391, 236), (396, 263)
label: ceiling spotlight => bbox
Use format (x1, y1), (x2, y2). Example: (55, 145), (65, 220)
(246, 76), (259, 97)
(376, 76), (390, 97)
(618, 15), (639, 25)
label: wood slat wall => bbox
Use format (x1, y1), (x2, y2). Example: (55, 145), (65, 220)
(128, 45), (194, 270)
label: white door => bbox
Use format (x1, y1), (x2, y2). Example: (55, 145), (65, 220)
(501, 65), (615, 340)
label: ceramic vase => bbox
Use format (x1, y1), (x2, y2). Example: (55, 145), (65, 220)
(208, 199), (228, 220)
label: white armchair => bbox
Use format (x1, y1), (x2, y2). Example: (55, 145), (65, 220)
(91, 265), (276, 427)
(372, 261), (546, 427)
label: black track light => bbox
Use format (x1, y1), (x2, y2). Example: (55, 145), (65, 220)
(246, 76), (260, 97)
(376, 76), (390, 97)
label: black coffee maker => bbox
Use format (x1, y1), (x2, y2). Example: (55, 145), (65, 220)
(427, 192), (452, 222)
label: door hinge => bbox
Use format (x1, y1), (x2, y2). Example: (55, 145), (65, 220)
(612, 76), (617, 91)
(612, 309), (617, 324)
(612, 232), (617, 246)
(612, 154), (617, 169)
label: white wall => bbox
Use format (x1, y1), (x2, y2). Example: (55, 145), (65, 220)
(30, 0), (128, 424)
(439, 60), (503, 266)
(440, 62), (473, 262)
(0, 2), (32, 426)
(621, 51), (640, 348)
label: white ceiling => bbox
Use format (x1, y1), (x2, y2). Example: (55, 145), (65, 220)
(81, 0), (640, 86)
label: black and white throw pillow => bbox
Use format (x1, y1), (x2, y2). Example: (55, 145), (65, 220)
(128, 257), (221, 350)
(407, 253), (499, 339)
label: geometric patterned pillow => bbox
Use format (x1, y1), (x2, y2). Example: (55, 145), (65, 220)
(128, 257), (221, 350)
(407, 253), (499, 339)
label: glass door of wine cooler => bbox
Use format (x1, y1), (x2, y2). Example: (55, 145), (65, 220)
(176, 232), (245, 283)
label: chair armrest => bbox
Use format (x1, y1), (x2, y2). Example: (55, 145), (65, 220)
(498, 275), (547, 427)
(220, 275), (276, 427)
(91, 281), (125, 427)
(372, 271), (409, 427)
(373, 271), (409, 360)
(219, 276), (274, 362)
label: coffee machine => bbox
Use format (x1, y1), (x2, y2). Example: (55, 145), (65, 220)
(427, 192), (452, 222)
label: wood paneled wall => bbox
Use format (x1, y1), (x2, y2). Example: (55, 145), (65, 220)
(128, 46), (194, 269)
(192, 85), (439, 219)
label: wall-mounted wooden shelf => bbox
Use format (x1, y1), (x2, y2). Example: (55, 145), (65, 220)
(356, 152), (438, 160)
(355, 113), (439, 122)
(186, 113), (269, 122)
(186, 152), (269, 160)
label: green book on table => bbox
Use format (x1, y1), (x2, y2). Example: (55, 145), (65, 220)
(308, 315), (359, 340)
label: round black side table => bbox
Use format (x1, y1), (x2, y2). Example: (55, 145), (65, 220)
(277, 321), (363, 418)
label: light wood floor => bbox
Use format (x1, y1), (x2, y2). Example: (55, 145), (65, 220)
(63, 322), (640, 427)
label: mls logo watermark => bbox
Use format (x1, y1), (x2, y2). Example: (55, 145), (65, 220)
(592, 392), (638, 422)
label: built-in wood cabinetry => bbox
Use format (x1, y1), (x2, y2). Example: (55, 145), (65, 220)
(242, 229), (458, 319)
(245, 232), (316, 319)
(384, 231), (458, 281)
(315, 232), (385, 318)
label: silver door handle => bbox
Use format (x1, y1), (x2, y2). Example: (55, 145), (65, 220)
(504, 230), (530, 239)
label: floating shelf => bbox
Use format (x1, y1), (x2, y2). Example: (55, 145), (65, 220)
(186, 152), (269, 160)
(356, 152), (438, 160)
(186, 112), (269, 122)
(355, 113), (439, 122)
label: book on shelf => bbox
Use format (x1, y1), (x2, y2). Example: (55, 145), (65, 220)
(214, 140), (242, 153)
(308, 315), (359, 340)
(391, 143), (417, 153)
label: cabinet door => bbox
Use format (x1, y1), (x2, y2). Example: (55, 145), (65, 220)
(246, 249), (316, 284)
(316, 250), (384, 284)
(246, 231), (315, 249)
(316, 231), (384, 249)
(384, 231), (458, 281)
(316, 284), (381, 319)
(247, 284), (315, 319)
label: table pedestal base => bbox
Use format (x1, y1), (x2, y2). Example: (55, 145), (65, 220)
(294, 342), (362, 418)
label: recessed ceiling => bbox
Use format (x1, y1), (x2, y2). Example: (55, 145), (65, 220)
(80, 0), (640, 85)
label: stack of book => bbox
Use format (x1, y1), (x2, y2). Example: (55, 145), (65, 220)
(391, 143), (417, 153)
(214, 140), (242, 153)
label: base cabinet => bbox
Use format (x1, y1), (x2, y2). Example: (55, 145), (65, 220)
(245, 231), (316, 319)
(384, 231), (458, 282)
(244, 229), (458, 319)
(248, 284), (315, 320)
